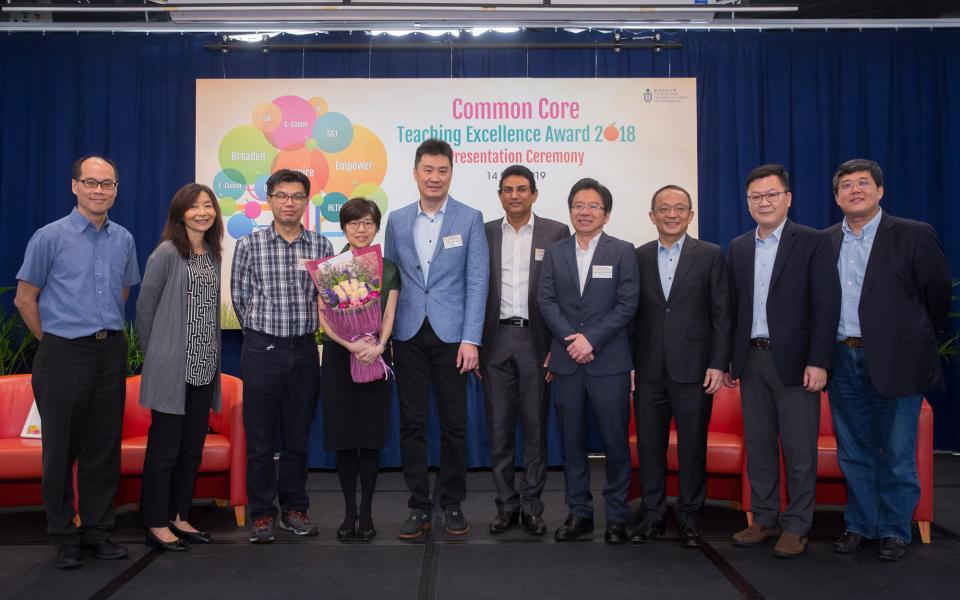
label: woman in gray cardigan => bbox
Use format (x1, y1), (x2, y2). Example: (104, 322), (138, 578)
(137, 183), (223, 552)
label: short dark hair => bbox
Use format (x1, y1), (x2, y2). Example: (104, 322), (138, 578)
(650, 184), (692, 212)
(746, 163), (790, 192)
(414, 139), (454, 168)
(567, 178), (613, 214)
(498, 165), (537, 193)
(72, 155), (119, 181)
(832, 159), (884, 193)
(267, 169), (310, 197)
(161, 183), (223, 261)
(339, 197), (382, 232)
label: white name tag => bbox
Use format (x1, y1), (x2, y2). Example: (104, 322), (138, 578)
(298, 258), (309, 271)
(534, 248), (545, 261)
(443, 234), (464, 249)
(592, 265), (613, 278)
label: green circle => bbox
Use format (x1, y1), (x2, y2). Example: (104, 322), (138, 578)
(351, 182), (389, 215)
(310, 193), (324, 207)
(218, 125), (278, 183)
(219, 197), (237, 216)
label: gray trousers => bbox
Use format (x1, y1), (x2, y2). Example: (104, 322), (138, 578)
(481, 325), (548, 516)
(740, 347), (820, 535)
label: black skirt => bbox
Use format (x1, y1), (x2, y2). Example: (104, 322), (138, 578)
(321, 340), (391, 450)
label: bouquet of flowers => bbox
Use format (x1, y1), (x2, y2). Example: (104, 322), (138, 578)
(305, 244), (391, 383)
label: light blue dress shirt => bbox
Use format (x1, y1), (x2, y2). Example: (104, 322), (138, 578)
(657, 234), (686, 300)
(17, 207), (140, 338)
(413, 199), (447, 284)
(837, 209), (882, 339)
(751, 219), (786, 338)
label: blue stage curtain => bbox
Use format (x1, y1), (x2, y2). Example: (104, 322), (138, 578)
(1, 29), (958, 455)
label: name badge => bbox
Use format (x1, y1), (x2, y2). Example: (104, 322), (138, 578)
(443, 234), (464, 249)
(534, 248), (545, 261)
(298, 258), (309, 271)
(592, 265), (613, 279)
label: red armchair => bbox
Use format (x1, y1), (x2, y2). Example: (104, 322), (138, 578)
(740, 392), (933, 543)
(0, 374), (43, 507)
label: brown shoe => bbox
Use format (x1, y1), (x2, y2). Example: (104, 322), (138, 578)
(732, 523), (781, 547)
(772, 532), (808, 558)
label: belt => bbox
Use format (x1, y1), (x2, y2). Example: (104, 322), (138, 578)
(839, 337), (863, 349)
(81, 330), (122, 341)
(499, 317), (530, 328)
(749, 337), (771, 350)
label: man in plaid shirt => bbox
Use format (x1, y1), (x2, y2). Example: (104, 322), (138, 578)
(231, 169), (333, 543)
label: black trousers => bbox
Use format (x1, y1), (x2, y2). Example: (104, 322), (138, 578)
(393, 320), (468, 512)
(31, 332), (126, 548)
(241, 329), (321, 520)
(140, 381), (215, 527)
(635, 377), (712, 526)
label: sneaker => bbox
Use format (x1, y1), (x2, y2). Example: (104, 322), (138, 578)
(280, 510), (319, 536)
(249, 515), (276, 543)
(444, 505), (470, 536)
(397, 509), (432, 539)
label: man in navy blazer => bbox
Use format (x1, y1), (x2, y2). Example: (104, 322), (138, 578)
(724, 164), (840, 558)
(825, 159), (951, 561)
(538, 178), (639, 544)
(384, 139), (489, 539)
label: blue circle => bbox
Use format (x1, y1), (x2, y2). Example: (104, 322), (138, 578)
(321, 192), (349, 223)
(252, 174), (270, 201)
(312, 112), (353, 153)
(227, 213), (254, 239)
(214, 169), (247, 199)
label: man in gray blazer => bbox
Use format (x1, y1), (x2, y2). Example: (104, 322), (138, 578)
(480, 165), (570, 536)
(538, 178), (640, 544)
(384, 139), (489, 539)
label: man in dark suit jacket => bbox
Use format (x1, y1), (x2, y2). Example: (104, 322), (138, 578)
(480, 165), (570, 536)
(724, 164), (840, 558)
(631, 184), (731, 547)
(825, 159), (952, 561)
(538, 178), (639, 544)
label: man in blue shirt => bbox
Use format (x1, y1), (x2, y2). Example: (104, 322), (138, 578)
(825, 159), (951, 561)
(724, 164), (840, 558)
(15, 155), (141, 569)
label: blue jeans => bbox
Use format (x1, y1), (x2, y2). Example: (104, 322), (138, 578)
(828, 343), (922, 542)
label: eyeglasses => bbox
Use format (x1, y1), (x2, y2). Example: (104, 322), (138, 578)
(345, 220), (377, 230)
(75, 178), (118, 191)
(747, 191), (787, 204)
(571, 203), (605, 213)
(654, 205), (691, 215)
(270, 193), (307, 204)
(838, 179), (874, 192)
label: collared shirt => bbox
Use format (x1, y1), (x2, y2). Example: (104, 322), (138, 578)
(230, 222), (333, 337)
(657, 234), (686, 300)
(751, 219), (786, 338)
(837, 209), (882, 339)
(413, 198), (447, 284)
(17, 207), (140, 339)
(499, 213), (535, 320)
(575, 232), (602, 295)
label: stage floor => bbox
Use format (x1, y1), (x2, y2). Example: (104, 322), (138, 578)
(2, 454), (959, 600)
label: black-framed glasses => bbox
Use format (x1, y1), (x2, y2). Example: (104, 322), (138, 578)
(747, 191), (787, 204)
(345, 220), (376, 230)
(270, 193), (307, 204)
(75, 178), (118, 191)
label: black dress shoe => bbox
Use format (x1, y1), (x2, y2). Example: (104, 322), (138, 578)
(337, 520), (357, 542)
(877, 537), (908, 561)
(169, 522), (213, 544)
(677, 522), (703, 548)
(604, 523), (628, 545)
(629, 521), (665, 544)
(489, 510), (520, 534)
(521, 512), (547, 536)
(83, 540), (129, 560)
(833, 530), (867, 554)
(358, 525), (377, 542)
(555, 515), (594, 542)
(145, 531), (189, 552)
(54, 544), (83, 569)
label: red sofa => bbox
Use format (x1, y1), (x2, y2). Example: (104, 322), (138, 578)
(0, 373), (247, 526)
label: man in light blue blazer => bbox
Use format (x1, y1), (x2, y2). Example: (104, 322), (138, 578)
(538, 178), (640, 544)
(384, 139), (489, 539)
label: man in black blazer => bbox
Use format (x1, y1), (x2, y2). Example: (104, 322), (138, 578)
(825, 159), (952, 561)
(724, 164), (840, 558)
(631, 185), (731, 547)
(538, 178), (640, 544)
(480, 165), (570, 536)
